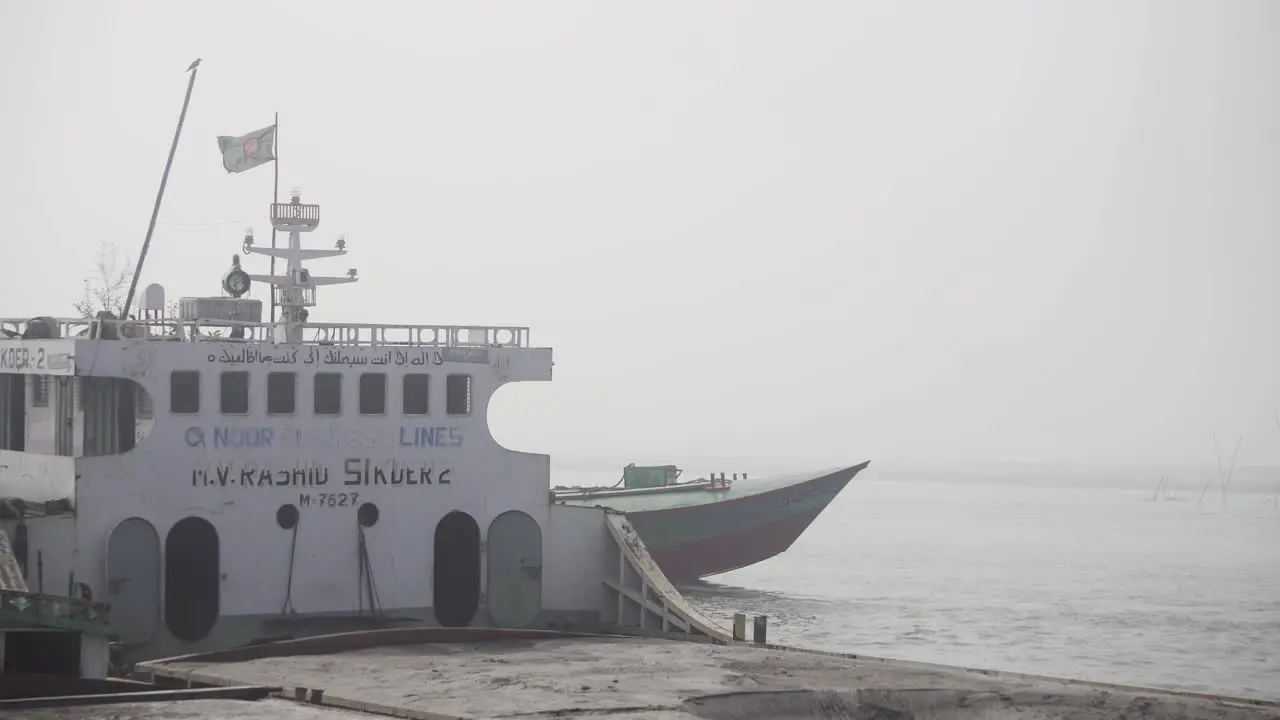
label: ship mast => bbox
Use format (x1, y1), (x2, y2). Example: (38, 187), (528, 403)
(241, 190), (357, 343)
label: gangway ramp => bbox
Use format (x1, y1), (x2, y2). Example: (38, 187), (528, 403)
(602, 511), (733, 643)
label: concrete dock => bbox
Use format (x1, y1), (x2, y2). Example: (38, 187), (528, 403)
(9, 629), (1267, 720)
(6, 698), (365, 720)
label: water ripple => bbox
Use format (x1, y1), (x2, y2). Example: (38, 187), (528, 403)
(681, 475), (1280, 700)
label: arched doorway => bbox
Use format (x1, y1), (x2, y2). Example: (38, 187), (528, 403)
(486, 511), (543, 628)
(164, 516), (220, 642)
(433, 510), (480, 628)
(106, 517), (161, 644)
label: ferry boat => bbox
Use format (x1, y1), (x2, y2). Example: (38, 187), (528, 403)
(0, 191), (742, 669)
(553, 461), (869, 582)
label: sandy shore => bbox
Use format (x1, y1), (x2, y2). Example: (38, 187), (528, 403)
(95, 634), (1279, 719)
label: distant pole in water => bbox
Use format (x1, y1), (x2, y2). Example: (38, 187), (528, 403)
(270, 111), (280, 324)
(1198, 429), (1221, 504)
(123, 58), (203, 317)
(1220, 435), (1242, 503)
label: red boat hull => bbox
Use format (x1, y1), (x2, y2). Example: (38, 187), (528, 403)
(625, 463), (868, 582)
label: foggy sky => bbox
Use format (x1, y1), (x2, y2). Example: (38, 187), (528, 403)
(2, 1), (1278, 469)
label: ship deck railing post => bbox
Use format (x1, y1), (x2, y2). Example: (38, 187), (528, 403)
(752, 615), (768, 644)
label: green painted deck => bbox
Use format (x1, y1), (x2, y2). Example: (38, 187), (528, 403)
(0, 528), (112, 636)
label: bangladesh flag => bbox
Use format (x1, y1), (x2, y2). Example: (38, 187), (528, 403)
(217, 124), (277, 174)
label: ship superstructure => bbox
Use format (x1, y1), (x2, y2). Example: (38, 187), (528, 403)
(0, 193), (728, 669)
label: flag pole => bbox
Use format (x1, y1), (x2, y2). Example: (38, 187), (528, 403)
(123, 58), (203, 318)
(270, 111), (279, 324)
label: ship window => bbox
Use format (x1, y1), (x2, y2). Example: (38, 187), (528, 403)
(314, 373), (341, 415)
(0, 376), (25, 451)
(267, 372), (296, 415)
(170, 371), (200, 414)
(137, 384), (154, 420)
(446, 374), (471, 416)
(402, 374), (429, 416)
(30, 376), (49, 408)
(359, 373), (386, 415)
(219, 371), (250, 414)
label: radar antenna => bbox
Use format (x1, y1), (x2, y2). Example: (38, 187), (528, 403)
(241, 189), (358, 343)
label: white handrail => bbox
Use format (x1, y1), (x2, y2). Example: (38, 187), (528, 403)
(0, 317), (531, 348)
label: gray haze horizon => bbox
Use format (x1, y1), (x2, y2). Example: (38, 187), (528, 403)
(3, 1), (1278, 471)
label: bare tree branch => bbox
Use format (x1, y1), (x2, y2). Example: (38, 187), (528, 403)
(73, 241), (134, 319)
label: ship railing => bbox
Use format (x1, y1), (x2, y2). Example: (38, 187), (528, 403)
(0, 587), (112, 635)
(0, 317), (531, 348)
(705, 472), (741, 490)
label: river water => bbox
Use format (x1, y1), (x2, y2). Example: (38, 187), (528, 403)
(557, 462), (1280, 700)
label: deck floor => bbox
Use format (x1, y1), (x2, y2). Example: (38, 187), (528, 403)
(5, 698), (364, 720)
(27, 634), (1271, 720)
